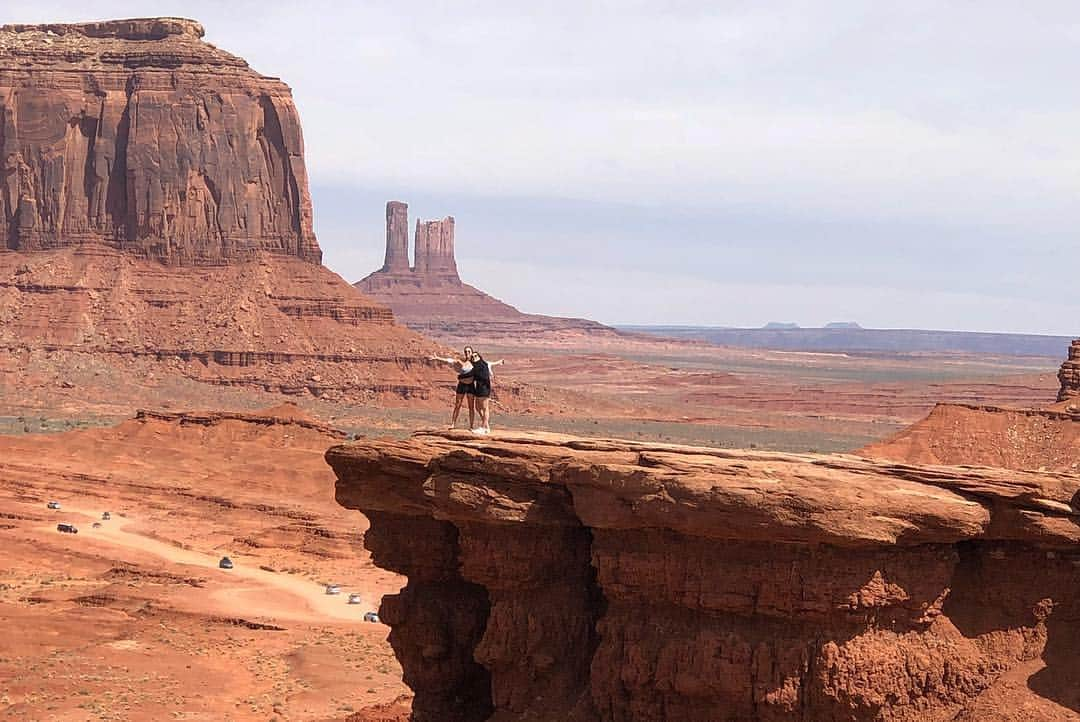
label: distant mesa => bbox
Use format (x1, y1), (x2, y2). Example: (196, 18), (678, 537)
(762, 322), (800, 330)
(824, 321), (862, 329)
(355, 201), (613, 341)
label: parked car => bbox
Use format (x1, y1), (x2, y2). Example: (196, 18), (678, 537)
(347, 593), (362, 605)
(47, 501), (61, 510)
(56, 523), (78, 534)
(363, 611), (380, 624)
(325, 584), (341, 595)
(101, 512), (111, 520)
(92, 522), (102, 529)
(219, 557), (234, 569)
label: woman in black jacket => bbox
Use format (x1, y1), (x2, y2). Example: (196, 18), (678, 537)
(469, 351), (504, 434)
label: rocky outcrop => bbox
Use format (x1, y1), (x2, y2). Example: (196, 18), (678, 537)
(861, 403), (1080, 472)
(356, 201), (613, 342)
(0, 18), (320, 265)
(328, 430), (1080, 722)
(1057, 340), (1080, 402)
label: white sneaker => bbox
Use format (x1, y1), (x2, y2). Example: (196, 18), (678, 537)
(471, 427), (489, 435)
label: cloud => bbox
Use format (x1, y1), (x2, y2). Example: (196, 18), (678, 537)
(8, 1), (1080, 331)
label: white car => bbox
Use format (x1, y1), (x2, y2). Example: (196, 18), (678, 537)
(347, 593), (362, 605)
(47, 501), (61, 510)
(363, 611), (380, 623)
(325, 584), (341, 595)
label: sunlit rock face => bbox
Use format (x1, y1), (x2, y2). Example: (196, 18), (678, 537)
(329, 429), (1080, 722)
(0, 18), (320, 265)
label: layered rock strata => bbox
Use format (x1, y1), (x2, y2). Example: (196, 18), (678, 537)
(0, 245), (448, 401)
(356, 201), (613, 341)
(0, 18), (319, 264)
(328, 430), (1080, 722)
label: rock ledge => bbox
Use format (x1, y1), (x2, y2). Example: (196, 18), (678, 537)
(328, 430), (1080, 721)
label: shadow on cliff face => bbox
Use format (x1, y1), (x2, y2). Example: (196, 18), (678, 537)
(944, 540), (1080, 713)
(1029, 619), (1080, 714)
(361, 510), (493, 722)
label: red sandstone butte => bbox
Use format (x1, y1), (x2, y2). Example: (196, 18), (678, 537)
(0, 19), (449, 404)
(0, 17), (319, 265)
(328, 429), (1080, 722)
(356, 201), (614, 340)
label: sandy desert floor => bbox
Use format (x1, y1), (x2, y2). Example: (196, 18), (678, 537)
(0, 332), (1067, 721)
(0, 409), (410, 721)
(0, 333), (1061, 453)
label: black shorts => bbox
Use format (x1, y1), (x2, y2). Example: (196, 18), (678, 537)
(473, 382), (491, 399)
(456, 382), (474, 395)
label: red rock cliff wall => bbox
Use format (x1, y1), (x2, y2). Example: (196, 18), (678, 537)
(0, 18), (320, 265)
(328, 430), (1080, 722)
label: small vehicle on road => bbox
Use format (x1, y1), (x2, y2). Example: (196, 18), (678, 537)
(101, 512), (111, 520)
(92, 522), (102, 529)
(348, 593), (362, 605)
(325, 584), (341, 595)
(47, 501), (61, 510)
(56, 523), (78, 534)
(219, 556), (234, 570)
(363, 611), (380, 623)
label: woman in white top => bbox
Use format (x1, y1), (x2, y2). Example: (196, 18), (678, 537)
(431, 346), (475, 429)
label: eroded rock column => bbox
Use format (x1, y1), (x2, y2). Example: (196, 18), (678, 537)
(382, 201), (410, 273)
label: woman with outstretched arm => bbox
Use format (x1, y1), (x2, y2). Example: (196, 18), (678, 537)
(430, 346), (475, 429)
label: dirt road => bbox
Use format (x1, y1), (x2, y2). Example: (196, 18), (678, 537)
(40, 505), (378, 624)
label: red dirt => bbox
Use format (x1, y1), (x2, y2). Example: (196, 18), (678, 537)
(0, 408), (410, 720)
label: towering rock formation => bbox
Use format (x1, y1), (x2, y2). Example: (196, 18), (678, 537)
(0, 19), (449, 407)
(329, 429), (1080, 722)
(413, 216), (456, 277)
(0, 18), (320, 265)
(382, 201), (410, 272)
(356, 202), (612, 341)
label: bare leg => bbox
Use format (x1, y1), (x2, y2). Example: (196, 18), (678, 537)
(477, 397), (490, 431)
(468, 394), (476, 429)
(451, 393), (465, 428)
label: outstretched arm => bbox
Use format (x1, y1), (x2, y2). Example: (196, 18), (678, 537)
(430, 355), (462, 367)
(490, 359), (506, 367)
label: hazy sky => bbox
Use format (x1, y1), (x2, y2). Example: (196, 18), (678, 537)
(10, 2), (1080, 332)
